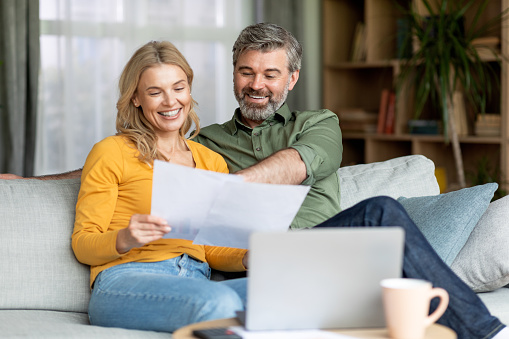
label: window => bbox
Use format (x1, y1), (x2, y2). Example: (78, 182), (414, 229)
(37, 0), (253, 175)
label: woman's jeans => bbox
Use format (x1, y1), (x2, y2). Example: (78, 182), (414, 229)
(315, 196), (504, 339)
(90, 196), (504, 338)
(89, 254), (247, 333)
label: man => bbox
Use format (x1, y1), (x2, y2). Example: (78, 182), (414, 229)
(195, 22), (342, 230)
(197, 24), (508, 338)
(2, 23), (508, 338)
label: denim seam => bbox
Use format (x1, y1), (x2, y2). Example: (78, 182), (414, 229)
(482, 324), (505, 339)
(94, 285), (195, 303)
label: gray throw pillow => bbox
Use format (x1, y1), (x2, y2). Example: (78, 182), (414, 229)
(451, 194), (509, 292)
(397, 183), (498, 266)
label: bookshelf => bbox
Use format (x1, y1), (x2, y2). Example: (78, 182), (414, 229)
(322, 0), (509, 191)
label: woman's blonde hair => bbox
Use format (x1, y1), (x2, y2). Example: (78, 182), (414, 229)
(116, 41), (200, 164)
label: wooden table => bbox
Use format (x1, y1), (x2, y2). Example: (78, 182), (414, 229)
(173, 317), (457, 339)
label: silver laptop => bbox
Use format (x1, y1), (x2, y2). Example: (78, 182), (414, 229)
(242, 227), (404, 331)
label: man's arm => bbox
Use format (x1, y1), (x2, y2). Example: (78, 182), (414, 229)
(0, 169), (83, 180)
(235, 148), (307, 184)
(235, 111), (342, 186)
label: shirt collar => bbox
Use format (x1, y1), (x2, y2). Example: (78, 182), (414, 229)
(226, 102), (292, 135)
(273, 102), (292, 124)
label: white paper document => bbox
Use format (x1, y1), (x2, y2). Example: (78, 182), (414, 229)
(151, 160), (310, 249)
(229, 326), (356, 339)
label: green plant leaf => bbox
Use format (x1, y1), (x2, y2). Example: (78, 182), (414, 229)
(395, 0), (509, 140)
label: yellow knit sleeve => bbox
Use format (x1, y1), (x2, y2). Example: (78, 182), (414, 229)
(204, 246), (247, 272)
(72, 137), (125, 266)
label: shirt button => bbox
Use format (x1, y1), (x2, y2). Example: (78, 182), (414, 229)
(256, 147), (261, 151)
(254, 132), (259, 136)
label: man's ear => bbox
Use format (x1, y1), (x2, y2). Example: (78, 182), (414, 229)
(288, 70), (300, 91)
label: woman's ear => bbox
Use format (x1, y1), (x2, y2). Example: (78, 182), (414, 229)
(132, 94), (140, 107)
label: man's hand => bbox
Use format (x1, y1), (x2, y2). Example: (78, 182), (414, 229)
(116, 214), (171, 254)
(0, 174), (24, 179)
(236, 148), (307, 185)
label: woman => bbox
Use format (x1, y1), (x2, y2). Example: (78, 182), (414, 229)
(72, 41), (248, 333)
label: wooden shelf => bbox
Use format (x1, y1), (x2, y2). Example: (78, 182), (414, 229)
(343, 133), (503, 144)
(323, 0), (509, 191)
(325, 60), (399, 69)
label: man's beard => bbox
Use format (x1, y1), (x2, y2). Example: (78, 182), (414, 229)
(235, 79), (290, 122)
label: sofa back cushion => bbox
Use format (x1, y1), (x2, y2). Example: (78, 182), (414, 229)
(0, 155), (438, 313)
(338, 155), (440, 210)
(0, 178), (90, 313)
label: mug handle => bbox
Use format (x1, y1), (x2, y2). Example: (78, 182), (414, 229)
(425, 287), (449, 327)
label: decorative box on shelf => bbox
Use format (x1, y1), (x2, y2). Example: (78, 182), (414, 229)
(408, 120), (442, 135)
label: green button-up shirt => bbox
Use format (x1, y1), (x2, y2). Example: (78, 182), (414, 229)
(194, 103), (343, 229)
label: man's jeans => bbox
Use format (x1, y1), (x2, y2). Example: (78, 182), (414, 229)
(89, 196), (504, 338)
(88, 254), (247, 333)
(315, 196), (504, 339)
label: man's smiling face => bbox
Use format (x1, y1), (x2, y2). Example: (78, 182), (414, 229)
(233, 49), (299, 127)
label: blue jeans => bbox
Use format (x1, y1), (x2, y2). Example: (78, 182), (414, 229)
(90, 196), (504, 338)
(315, 196), (505, 339)
(88, 254), (247, 332)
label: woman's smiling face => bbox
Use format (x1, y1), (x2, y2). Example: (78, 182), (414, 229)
(132, 63), (191, 138)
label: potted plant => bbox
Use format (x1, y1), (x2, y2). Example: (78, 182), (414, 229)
(467, 156), (507, 201)
(396, 0), (508, 188)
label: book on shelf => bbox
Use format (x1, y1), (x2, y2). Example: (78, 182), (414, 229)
(350, 22), (366, 62)
(452, 91), (468, 136)
(384, 91), (396, 134)
(337, 108), (378, 133)
(471, 36), (500, 47)
(475, 113), (501, 137)
(474, 46), (501, 59)
(376, 89), (396, 134)
(471, 36), (501, 59)
(408, 120), (441, 135)
(376, 89), (390, 134)
(396, 16), (412, 59)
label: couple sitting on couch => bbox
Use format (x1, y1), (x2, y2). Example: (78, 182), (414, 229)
(2, 23), (507, 338)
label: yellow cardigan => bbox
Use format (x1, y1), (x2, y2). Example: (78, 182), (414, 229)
(72, 136), (247, 287)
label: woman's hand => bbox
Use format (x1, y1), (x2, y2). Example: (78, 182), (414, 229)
(0, 173), (24, 179)
(242, 251), (249, 269)
(116, 214), (171, 254)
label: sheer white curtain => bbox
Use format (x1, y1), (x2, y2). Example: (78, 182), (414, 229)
(36, 0), (253, 175)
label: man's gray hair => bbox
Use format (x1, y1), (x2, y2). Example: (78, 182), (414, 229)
(232, 23), (303, 73)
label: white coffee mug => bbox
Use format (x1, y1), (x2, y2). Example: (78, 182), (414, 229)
(380, 278), (449, 339)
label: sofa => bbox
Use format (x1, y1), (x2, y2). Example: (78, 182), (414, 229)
(1, 154), (509, 338)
